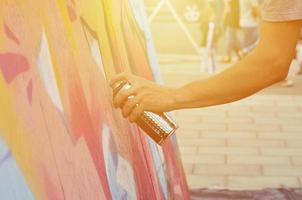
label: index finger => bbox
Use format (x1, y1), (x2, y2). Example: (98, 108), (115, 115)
(109, 72), (128, 87)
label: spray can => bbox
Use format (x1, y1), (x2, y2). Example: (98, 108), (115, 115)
(113, 80), (178, 145)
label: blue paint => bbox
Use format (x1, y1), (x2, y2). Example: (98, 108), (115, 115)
(102, 125), (128, 199)
(0, 151), (11, 166)
(147, 138), (169, 199)
(0, 138), (35, 200)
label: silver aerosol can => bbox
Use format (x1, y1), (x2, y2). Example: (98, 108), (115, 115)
(113, 80), (178, 145)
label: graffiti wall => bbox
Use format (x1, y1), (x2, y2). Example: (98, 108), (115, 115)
(0, 0), (189, 199)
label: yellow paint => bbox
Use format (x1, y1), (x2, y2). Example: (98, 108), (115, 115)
(0, 75), (46, 200)
(79, 0), (117, 78)
(57, 0), (77, 50)
(38, 1), (64, 106)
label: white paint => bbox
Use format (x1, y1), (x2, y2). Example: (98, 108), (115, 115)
(37, 30), (64, 111)
(90, 39), (107, 80)
(116, 155), (137, 200)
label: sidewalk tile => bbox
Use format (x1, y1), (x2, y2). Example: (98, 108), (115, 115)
(277, 112), (302, 118)
(261, 148), (302, 156)
(258, 132), (302, 140)
(263, 166), (302, 176)
(178, 139), (225, 146)
(228, 177), (300, 190)
(198, 147), (259, 155)
(194, 164), (261, 176)
(281, 125), (302, 132)
(201, 116), (252, 124)
(182, 155), (225, 164)
(227, 156), (290, 165)
(187, 175), (226, 189)
(286, 140), (302, 148)
(228, 123), (280, 132)
(254, 117), (302, 125)
(180, 123), (227, 131)
(176, 129), (200, 138)
(228, 111), (276, 118)
(292, 157), (302, 165)
(202, 131), (257, 139)
(183, 164), (194, 175)
(179, 146), (198, 154)
(227, 139), (284, 147)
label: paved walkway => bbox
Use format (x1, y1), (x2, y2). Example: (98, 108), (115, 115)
(160, 57), (302, 190)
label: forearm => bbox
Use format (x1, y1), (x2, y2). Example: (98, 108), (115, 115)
(173, 51), (289, 110)
(111, 20), (302, 120)
(173, 20), (302, 110)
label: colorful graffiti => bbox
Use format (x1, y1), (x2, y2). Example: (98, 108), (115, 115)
(0, 0), (189, 199)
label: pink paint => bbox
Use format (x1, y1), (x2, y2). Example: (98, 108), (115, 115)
(0, 53), (29, 84)
(43, 173), (64, 200)
(27, 79), (33, 104)
(67, 5), (77, 22)
(4, 23), (20, 45)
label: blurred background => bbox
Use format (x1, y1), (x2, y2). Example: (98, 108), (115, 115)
(144, 0), (302, 190)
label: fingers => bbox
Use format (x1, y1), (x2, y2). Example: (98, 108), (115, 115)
(110, 72), (147, 122)
(129, 103), (144, 122)
(121, 95), (142, 117)
(109, 71), (131, 87)
(113, 85), (140, 108)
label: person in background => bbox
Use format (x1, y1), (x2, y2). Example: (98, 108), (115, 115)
(197, 0), (216, 47)
(110, 1), (302, 123)
(239, 0), (260, 56)
(221, 0), (241, 63)
(281, 29), (302, 87)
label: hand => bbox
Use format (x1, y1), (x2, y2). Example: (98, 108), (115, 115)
(109, 72), (178, 122)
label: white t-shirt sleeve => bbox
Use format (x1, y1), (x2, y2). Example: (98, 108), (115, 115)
(261, 0), (302, 22)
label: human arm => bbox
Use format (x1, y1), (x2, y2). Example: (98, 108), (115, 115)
(174, 20), (302, 109)
(110, 20), (302, 122)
